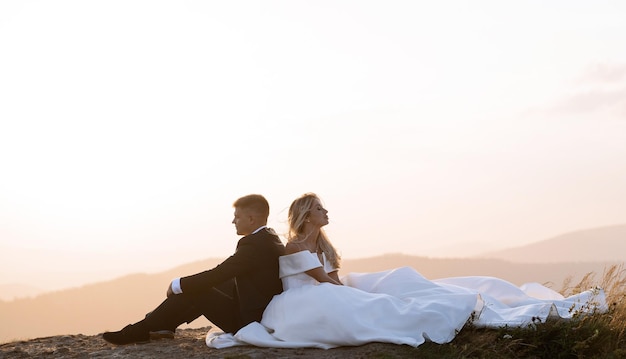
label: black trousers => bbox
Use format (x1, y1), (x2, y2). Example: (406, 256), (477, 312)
(139, 279), (244, 334)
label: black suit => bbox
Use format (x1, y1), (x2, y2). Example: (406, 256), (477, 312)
(140, 227), (285, 333)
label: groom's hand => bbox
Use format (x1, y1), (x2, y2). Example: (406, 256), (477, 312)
(166, 283), (175, 298)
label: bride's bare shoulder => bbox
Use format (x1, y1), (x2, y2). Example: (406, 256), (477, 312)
(285, 241), (307, 255)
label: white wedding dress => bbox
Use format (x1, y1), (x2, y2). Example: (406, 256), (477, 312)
(206, 251), (607, 349)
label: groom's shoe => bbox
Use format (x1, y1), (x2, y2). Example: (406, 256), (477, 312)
(103, 324), (150, 345)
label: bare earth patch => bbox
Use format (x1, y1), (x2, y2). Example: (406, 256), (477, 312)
(0, 327), (420, 358)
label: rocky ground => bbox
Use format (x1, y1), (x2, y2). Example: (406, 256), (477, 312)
(0, 327), (420, 358)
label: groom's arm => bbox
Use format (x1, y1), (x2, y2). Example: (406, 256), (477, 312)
(169, 237), (258, 295)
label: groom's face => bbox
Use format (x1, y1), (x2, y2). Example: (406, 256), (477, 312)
(232, 207), (254, 236)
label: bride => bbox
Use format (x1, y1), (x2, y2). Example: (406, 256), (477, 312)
(207, 193), (607, 349)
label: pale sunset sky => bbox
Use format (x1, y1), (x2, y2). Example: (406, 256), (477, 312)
(1, 1), (625, 292)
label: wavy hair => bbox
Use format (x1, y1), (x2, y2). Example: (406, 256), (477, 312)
(287, 193), (341, 269)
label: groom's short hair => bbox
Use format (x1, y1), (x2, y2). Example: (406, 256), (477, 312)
(233, 194), (270, 219)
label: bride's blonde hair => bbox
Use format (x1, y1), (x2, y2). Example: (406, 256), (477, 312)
(287, 193), (341, 269)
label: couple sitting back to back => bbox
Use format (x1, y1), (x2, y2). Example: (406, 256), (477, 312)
(104, 193), (607, 349)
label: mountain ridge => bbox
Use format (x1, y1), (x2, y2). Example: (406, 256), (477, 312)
(477, 223), (626, 263)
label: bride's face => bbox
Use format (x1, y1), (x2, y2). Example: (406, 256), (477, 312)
(307, 199), (329, 227)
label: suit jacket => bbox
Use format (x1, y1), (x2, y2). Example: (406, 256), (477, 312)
(179, 227), (285, 326)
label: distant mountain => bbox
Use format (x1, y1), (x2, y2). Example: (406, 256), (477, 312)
(477, 224), (626, 263)
(0, 283), (45, 301)
(0, 254), (620, 344)
(0, 258), (223, 344)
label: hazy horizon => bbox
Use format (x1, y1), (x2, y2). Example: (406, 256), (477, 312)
(0, 230), (515, 295)
(3, 222), (626, 299)
(2, 2), (625, 298)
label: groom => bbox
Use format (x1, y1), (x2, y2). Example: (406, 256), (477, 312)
(103, 194), (285, 345)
